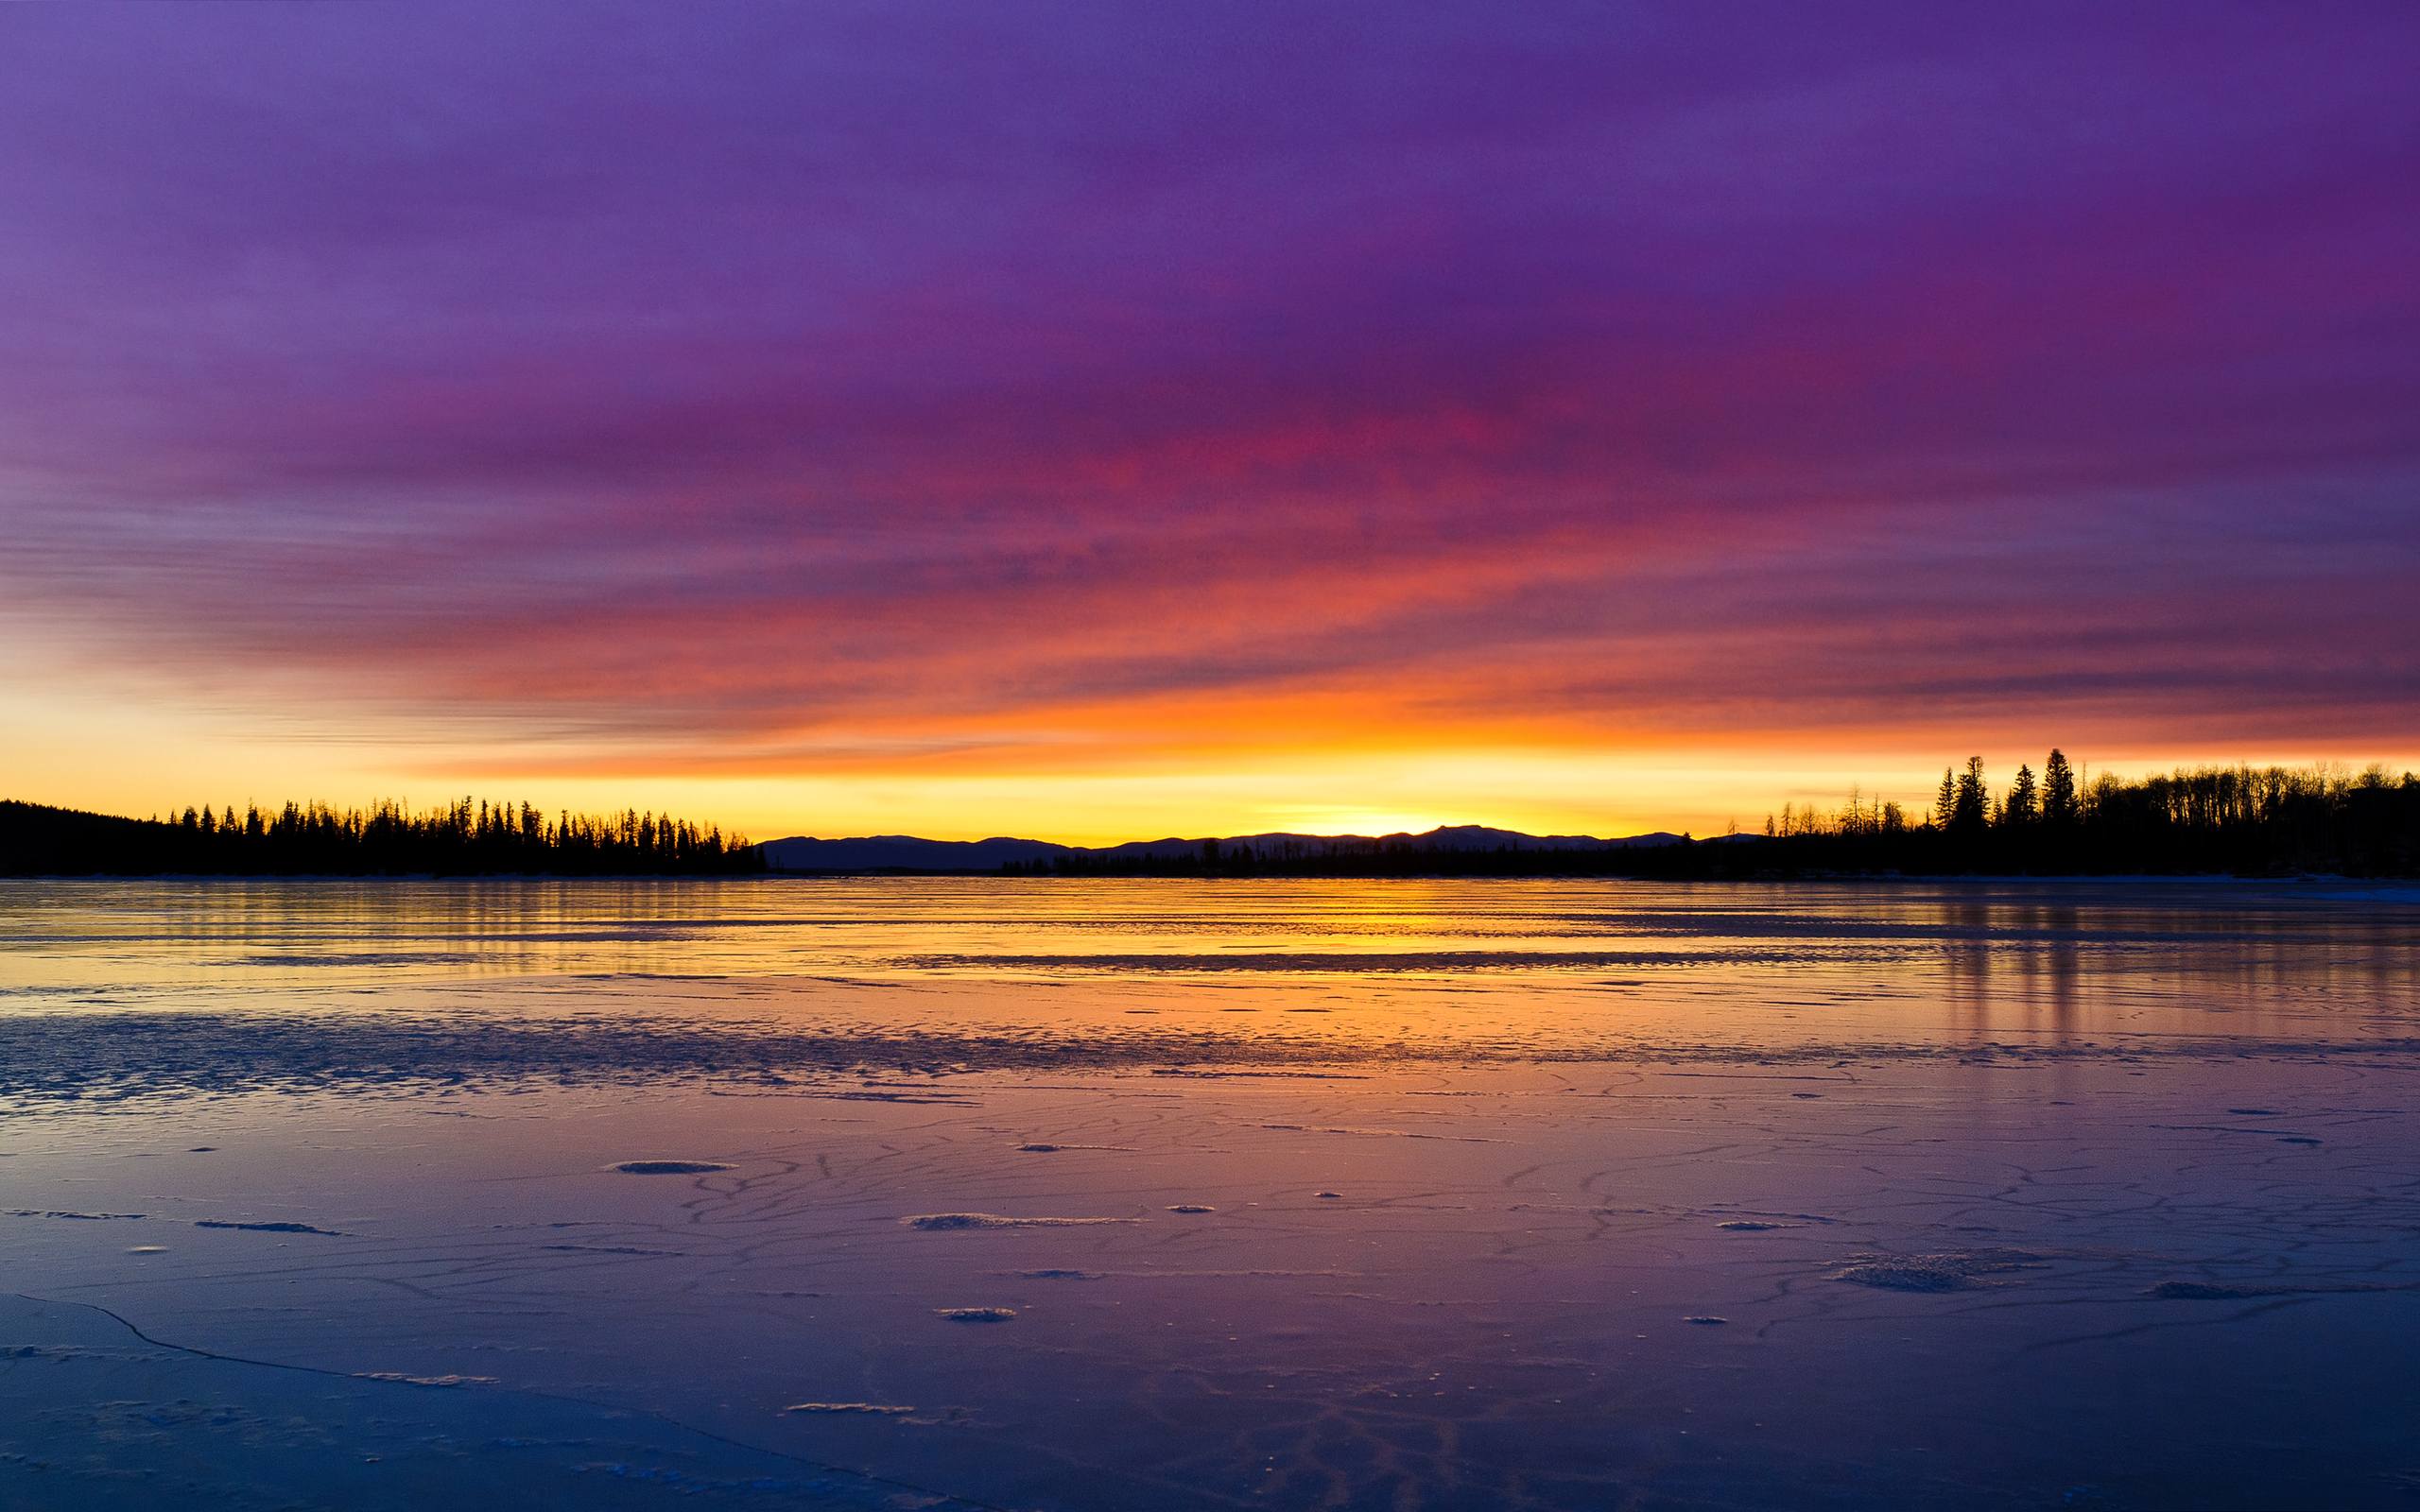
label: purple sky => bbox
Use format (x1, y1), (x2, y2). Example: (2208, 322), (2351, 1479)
(4, 4), (2416, 837)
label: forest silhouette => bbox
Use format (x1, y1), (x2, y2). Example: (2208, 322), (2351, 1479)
(1014, 753), (2420, 878)
(0, 798), (758, 876)
(1703, 752), (2420, 879)
(4, 753), (2417, 876)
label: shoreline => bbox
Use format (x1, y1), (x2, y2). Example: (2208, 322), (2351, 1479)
(3, 869), (2414, 885)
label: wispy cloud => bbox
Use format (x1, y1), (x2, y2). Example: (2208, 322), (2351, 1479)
(4, 2), (2416, 829)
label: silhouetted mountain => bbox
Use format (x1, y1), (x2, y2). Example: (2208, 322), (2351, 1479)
(16, 751), (2415, 879)
(761, 824), (1692, 873)
(769, 756), (2420, 879)
(759, 835), (1069, 871)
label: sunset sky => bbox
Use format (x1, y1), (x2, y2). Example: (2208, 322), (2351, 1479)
(4, 4), (2416, 844)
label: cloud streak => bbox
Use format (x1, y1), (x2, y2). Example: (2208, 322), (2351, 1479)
(3, 2), (2417, 831)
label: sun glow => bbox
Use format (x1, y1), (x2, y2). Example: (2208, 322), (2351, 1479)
(1259, 810), (1455, 838)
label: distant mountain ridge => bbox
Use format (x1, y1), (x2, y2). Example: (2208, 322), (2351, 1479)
(760, 824), (1696, 872)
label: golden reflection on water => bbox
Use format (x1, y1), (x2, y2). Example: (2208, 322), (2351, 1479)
(1, 879), (2411, 1064)
(0, 879), (2415, 1510)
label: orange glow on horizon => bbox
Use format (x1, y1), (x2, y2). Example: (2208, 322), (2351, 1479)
(10, 676), (2414, 850)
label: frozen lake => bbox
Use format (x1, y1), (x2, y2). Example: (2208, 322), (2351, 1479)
(2, 879), (2416, 1509)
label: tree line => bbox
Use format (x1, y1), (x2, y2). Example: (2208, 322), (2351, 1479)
(1742, 751), (2419, 876)
(8, 751), (2416, 879)
(0, 797), (762, 876)
(1014, 752), (2420, 878)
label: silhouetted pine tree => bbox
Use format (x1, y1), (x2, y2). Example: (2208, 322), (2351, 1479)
(2003, 765), (2038, 827)
(2042, 749), (2078, 826)
(1951, 757), (1989, 833)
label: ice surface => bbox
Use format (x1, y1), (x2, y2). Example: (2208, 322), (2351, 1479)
(1, 878), (2415, 1509)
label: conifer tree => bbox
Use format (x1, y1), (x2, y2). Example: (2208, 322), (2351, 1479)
(2043, 749), (2078, 826)
(1952, 757), (1988, 833)
(2005, 765), (2038, 827)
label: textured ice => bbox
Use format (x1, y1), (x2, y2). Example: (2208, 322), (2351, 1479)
(1832, 1250), (2043, 1292)
(194, 1219), (347, 1236)
(1, 877), (2414, 1512)
(354, 1370), (495, 1387)
(904, 1212), (1129, 1230)
(783, 1400), (915, 1416)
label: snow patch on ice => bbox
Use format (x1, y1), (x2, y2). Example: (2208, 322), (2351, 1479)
(903, 1212), (1129, 1230)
